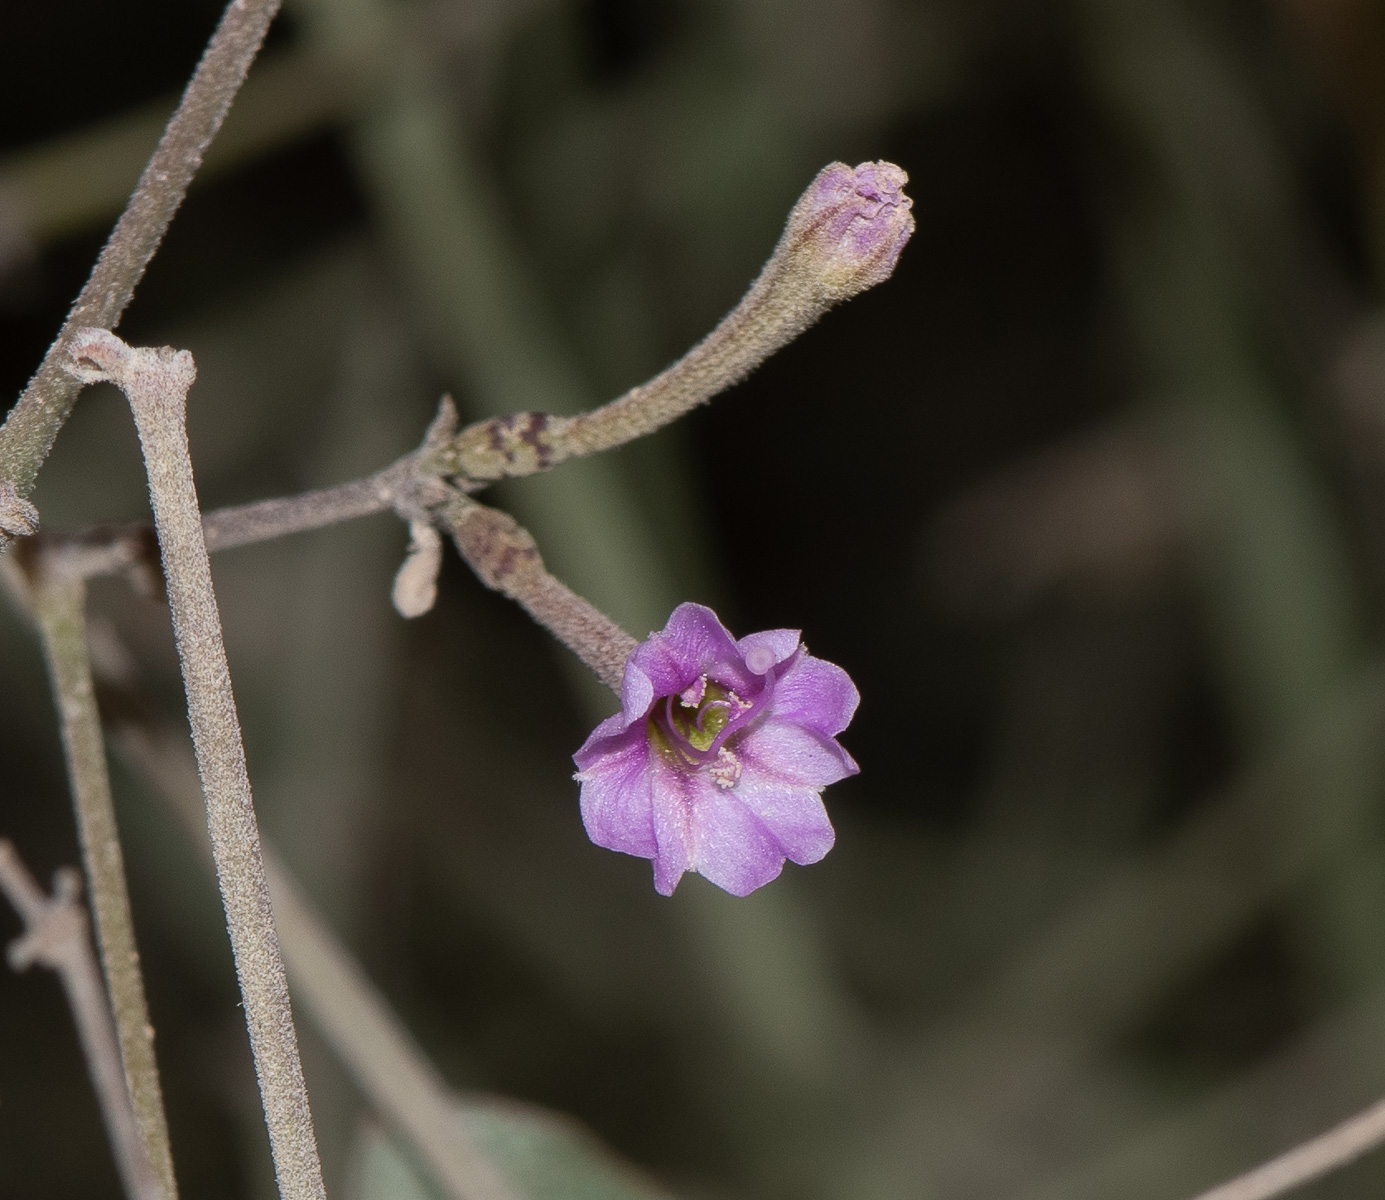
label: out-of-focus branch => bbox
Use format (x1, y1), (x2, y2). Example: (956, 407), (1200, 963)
(0, 51), (343, 249)
(0, 842), (162, 1200)
(111, 722), (523, 1200)
(23, 559), (177, 1199)
(0, 0), (283, 533)
(65, 329), (325, 1200)
(444, 493), (635, 692)
(1182, 1096), (1385, 1200)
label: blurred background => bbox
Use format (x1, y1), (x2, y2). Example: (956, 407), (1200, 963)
(3, 0), (1385, 1197)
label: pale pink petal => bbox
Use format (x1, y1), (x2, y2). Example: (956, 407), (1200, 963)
(729, 772), (836, 866)
(648, 755), (694, 895)
(653, 603), (756, 692)
(737, 719), (858, 788)
(577, 733), (658, 858)
(683, 777), (787, 897)
(573, 710), (637, 769)
(771, 654), (860, 737)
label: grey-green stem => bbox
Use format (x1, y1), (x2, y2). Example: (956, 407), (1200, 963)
(0, 842), (162, 1200)
(64, 328), (326, 1200)
(28, 560), (177, 1200)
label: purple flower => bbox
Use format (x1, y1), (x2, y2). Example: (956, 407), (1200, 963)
(573, 604), (859, 896)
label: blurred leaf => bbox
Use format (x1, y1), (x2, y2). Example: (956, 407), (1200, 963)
(347, 1098), (674, 1200)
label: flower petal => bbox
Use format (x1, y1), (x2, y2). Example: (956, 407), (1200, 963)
(736, 628), (801, 668)
(682, 776), (788, 897)
(730, 773), (836, 866)
(573, 709), (636, 770)
(577, 730), (658, 858)
(738, 718), (858, 788)
(648, 756), (694, 895)
(771, 653), (860, 737)
(638, 603), (755, 694)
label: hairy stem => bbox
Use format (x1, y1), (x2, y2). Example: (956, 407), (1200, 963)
(444, 494), (635, 692)
(202, 463), (409, 552)
(0, 842), (162, 1200)
(65, 329), (325, 1200)
(30, 562), (177, 1200)
(0, 0), (282, 523)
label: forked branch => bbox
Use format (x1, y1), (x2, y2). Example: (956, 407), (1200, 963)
(0, 842), (161, 1200)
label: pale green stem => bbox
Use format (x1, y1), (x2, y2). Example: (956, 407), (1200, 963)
(31, 563), (177, 1200)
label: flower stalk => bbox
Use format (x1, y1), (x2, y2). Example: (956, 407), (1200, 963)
(64, 328), (326, 1200)
(444, 492), (636, 691)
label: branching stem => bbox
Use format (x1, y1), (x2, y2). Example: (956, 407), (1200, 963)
(28, 559), (177, 1199)
(0, 842), (162, 1200)
(64, 328), (325, 1200)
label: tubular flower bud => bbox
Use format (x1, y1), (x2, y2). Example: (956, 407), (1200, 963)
(573, 603), (859, 897)
(780, 160), (915, 304)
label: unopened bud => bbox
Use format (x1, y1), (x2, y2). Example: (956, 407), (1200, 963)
(780, 161), (914, 304)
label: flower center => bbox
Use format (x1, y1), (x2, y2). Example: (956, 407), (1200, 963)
(667, 681), (736, 753)
(648, 652), (790, 774)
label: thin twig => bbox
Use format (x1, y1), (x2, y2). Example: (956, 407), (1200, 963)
(444, 493), (635, 692)
(1183, 1096), (1385, 1200)
(203, 463), (410, 552)
(0, 0), (282, 525)
(64, 329), (326, 1200)
(111, 722), (523, 1200)
(0, 841), (162, 1200)
(202, 394), (460, 554)
(26, 559), (178, 1199)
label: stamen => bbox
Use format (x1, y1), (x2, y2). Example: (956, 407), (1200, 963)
(709, 748), (742, 790)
